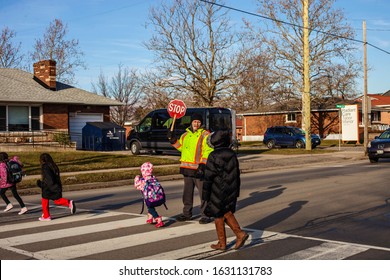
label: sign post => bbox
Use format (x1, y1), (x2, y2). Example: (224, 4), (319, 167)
(336, 104), (345, 151)
(167, 99), (187, 131)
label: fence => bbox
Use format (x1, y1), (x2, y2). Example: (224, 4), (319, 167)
(0, 130), (78, 150)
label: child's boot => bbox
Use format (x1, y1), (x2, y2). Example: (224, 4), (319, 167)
(146, 213), (154, 224)
(155, 216), (164, 228)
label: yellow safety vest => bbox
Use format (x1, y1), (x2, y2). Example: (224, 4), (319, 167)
(172, 127), (213, 170)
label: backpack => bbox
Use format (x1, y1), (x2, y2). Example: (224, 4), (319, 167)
(6, 160), (24, 184)
(140, 176), (167, 214)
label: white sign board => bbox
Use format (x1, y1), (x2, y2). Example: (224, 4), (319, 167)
(341, 104), (359, 141)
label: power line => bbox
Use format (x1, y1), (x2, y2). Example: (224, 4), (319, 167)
(199, 0), (390, 55)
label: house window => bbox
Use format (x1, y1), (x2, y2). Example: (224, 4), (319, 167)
(8, 106), (29, 131)
(286, 113), (297, 123)
(0, 106), (6, 131)
(31, 106), (40, 131)
(371, 111), (381, 123)
(0, 105), (41, 132)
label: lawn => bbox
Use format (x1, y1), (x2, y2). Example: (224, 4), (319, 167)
(9, 151), (179, 190)
(11, 140), (357, 191)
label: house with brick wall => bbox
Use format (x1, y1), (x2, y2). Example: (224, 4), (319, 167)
(238, 109), (340, 142)
(238, 93), (390, 143)
(0, 60), (123, 148)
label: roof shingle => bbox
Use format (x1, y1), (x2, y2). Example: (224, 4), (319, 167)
(0, 68), (123, 106)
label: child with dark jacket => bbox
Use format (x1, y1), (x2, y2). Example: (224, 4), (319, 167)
(202, 130), (249, 250)
(36, 153), (76, 221)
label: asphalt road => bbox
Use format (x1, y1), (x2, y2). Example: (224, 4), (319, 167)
(1, 150), (389, 261)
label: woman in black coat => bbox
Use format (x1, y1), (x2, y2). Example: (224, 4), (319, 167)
(36, 153), (76, 221)
(203, 130), (248, 250)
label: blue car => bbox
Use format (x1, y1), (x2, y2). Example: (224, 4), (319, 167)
(367, 128), (390, 163)
(263, 126), (321, 149)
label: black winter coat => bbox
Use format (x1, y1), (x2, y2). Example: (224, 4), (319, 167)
(202, 133), (240, 218)
(39, 163), (63, 200)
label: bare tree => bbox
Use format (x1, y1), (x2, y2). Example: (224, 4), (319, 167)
(31, 19), (85, 84)
(145, 0), (242, 106)
(135, 70), (179, 117)
(248, 0), (359, 106)
(92, 64), (142, 126)
(0, 27), (24, 68)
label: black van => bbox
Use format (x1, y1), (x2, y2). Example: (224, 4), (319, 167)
(127, 107), (236, 154)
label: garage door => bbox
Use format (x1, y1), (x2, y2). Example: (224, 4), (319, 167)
(69, 113), (103, 149)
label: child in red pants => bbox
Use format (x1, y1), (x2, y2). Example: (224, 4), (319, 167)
(36, 153), (76, 221)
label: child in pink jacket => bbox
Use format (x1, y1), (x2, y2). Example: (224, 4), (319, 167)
(134, 162), (164, 228)
(0, 152), (28, 215)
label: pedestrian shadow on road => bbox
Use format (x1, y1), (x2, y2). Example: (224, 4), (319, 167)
(245, 200), (308, 230)
(92, 198), (145, 212)
(236, 185), (286, 211)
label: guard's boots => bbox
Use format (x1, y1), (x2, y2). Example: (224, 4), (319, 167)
(224, 211), (249, 250)
(210, 217), (227, 250)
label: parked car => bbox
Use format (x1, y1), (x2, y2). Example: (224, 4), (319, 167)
(263, 126), (321, 149)
(127, 107), (236, 155)
(367, 128), (390, 163)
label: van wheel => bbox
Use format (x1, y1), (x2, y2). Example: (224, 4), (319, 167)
(266, 140), (275, 149)
(295, 140), (304, 149)
(369, 157), (379, 163)
(130, 142), (141, 155)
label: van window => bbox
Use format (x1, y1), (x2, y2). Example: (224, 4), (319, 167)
(176, 115), (191, 130)
(139, 116), (152, 132)
(153, 111), (170, 129)
(210, 113), (232, 131)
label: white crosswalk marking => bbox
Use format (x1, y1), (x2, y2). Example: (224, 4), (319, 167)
(0, 211), (124, 233)
(140, 230), (283, 260)
(0, 216), (147, 247)
(1, 210), (389, 260)
(34, 220), (216, 259)
(278, 242), (369, 260)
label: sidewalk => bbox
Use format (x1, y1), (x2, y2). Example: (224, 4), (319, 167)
(238, 147), (366, 173)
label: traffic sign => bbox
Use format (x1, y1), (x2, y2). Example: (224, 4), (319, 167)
(336, 104), (345, 108)
(167, 99), (187, 119)
(167, 99), (187, 131)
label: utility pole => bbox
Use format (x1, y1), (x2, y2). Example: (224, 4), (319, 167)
(302, 0), (311, 150)
(363, 21), (368, 156)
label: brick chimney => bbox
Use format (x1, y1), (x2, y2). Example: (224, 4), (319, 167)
(33, 60), (57, 90)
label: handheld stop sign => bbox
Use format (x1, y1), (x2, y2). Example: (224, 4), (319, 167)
(167, 99), (187, 131)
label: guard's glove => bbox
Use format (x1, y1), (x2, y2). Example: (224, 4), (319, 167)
(167, 130), (177, 144)
(36, 179), (42, 188)
(195, 164), (206, 180)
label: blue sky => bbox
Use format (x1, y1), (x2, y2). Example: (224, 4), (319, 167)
(1, 0), (389, 94)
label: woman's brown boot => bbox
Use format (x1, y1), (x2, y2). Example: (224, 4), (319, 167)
(224, 211), (249, 250)
(210, 217), (226, 250)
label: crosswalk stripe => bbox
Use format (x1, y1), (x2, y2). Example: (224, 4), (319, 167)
(278, 242), (369, 260)
(0, 211), (126, 233)
(140, 228), (285, 260)
(0, 216), (147, 247)
(32, 221), (216, 260)
(1, 209), (388, 260)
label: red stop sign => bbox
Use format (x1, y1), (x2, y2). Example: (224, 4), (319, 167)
(167, 99), (187, 119)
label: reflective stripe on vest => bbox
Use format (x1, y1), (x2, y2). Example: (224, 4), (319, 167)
(175, 128), (211, 169)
